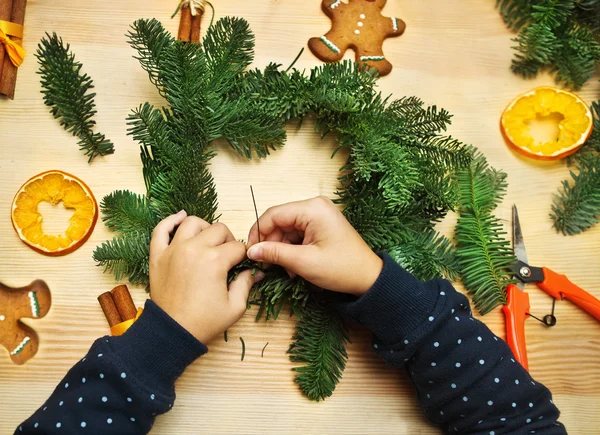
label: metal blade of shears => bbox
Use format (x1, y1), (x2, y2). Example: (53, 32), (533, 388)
(512, 205), (527, 291)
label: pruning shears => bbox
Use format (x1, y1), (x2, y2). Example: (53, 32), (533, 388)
(502, 205), (600, 371)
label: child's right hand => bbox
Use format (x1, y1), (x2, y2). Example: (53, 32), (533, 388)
(246, 196), (383, 296)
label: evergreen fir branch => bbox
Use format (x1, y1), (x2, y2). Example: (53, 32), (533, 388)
(203, 16), (255, 91)
(341, 189), (414, 249)
(570, 101), (600, 163)
(252, 271), (311, 321)
(496, 0), (600, 89)
(93, 232), (151, 285)
(550, 153), (600, 234)
(397, 103), (453, 137)
(35, 33), (114, 162)
(235, 64), (314, 122)
(455, 156), (515, 315)
(496, 0), (534, 30)
(403, 136), (473, 172)
(149, 164), (219, 222)
(127, 19), (174, 94)
(551, 23), (600, 88)
(551, 100), (600, 234)
(389, 230), (460, 282)
(351, 138), (420, 209)
(288, 294), (349, 401)
(126, 104), (170, 193)
(511, 22), (560, 68)
(100, 190), (158, 236)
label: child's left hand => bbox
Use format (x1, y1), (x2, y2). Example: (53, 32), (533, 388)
(149, 211), (264, 343)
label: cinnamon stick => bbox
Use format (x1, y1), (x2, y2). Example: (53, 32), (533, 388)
(178, 4), (192, 42)
(98, 292), (122, 327)
(0, 0), (14, 83)
(0, 0), (26, 99)
(111, 284), (137, 321)
(190, 10), (203, 44)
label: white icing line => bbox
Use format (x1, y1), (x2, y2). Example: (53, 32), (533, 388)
(29, 291), (39, 318)
(360, 55), (385, 61)
(392, 17), (398, 31)
(320, 36), (341, 54)
(330, 0), (341, 8)
(11, 336), (31, 355)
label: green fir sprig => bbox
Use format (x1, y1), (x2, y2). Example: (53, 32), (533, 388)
(496, 0), (600, 89)
(455, 155), (516, 315)
(550, 102), (600, 234)
(92, 17), (507, 400)
(288, 295), (349, 402)
(35, 33), (114, 162)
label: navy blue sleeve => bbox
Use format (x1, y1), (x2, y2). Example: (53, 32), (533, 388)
(338, 253), (567, 435)
(15, 299), (207, 435)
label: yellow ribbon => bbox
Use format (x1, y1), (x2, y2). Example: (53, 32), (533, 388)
(0, 20), (25, 67)
(110, 308), (144, 337)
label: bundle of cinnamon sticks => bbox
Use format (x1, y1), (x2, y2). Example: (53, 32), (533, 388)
(177, 0), (205, 43)
(98, 285), (138, 329)
(0, 0), (27, 99)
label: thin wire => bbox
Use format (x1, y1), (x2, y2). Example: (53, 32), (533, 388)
(205, 0), (215, 29)
(528, 313), (545, 324)
(250, 185), (261, 244)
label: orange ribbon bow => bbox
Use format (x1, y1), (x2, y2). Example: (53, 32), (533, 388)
(0, 20), (25, 67)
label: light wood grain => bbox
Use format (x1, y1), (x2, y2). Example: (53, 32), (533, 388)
(1, 0), (600, 433)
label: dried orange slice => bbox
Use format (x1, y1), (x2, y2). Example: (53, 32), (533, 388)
(11, 171), (98, 256)
(501, 86), (593, 160)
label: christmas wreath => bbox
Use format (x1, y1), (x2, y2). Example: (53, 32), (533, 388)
(92, 17), (514, 401)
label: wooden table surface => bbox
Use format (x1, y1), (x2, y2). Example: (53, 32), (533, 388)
(1, 0), (599, 433)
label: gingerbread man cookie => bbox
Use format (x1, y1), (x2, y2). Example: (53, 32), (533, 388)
(308, 0), (406, 76)
(0, 280), (51, 365)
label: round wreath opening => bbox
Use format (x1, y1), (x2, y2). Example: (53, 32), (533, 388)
(93, 16), (504, 401)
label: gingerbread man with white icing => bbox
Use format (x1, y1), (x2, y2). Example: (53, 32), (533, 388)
(308, 0), (406, 76)
(0, 280), (51, 365)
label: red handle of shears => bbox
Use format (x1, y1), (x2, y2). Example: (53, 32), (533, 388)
(502, 284), (530, 371)
(538, 267), (600, 322)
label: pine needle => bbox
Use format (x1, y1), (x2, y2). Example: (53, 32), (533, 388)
(261, 342), (269, 357)
(240, 337), (246, 361)
(35, 33), (115, 162)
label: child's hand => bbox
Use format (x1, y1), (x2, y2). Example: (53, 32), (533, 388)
(149, 211), (263, 343)
(246, 196), (383, 296)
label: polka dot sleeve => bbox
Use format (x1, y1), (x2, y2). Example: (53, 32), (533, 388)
(338, 253), (568, 435)
(14, 300), (207, 434)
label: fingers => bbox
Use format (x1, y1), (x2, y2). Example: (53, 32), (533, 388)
(247, 200), (311, 245)
(217, 241), (248, 270)
(150, 210), (187, 257)
(172, 216), (211, 244)
(228, 270), (265, 316)
(197, 222), (236, 247)
(247, 241), (314, 273)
